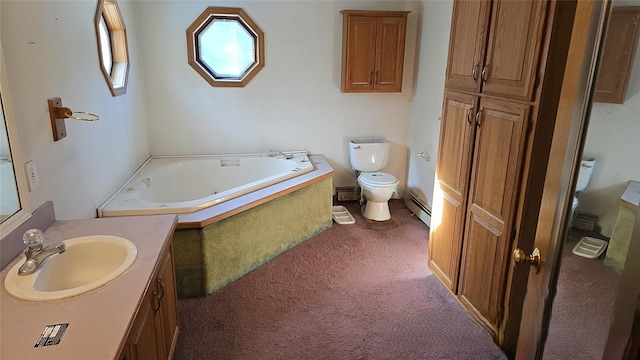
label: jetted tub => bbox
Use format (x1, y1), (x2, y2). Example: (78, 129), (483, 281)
(98, 152), (334, 297)
(97, 151), (314, 217)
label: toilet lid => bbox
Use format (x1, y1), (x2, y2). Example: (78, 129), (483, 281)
(359, 172), (398, 186)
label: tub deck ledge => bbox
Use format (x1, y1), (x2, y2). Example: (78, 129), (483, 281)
(176, 154), (334, 229)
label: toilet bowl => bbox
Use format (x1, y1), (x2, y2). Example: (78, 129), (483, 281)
(357, 172), (399, 221)
(349, 139), (398, 221)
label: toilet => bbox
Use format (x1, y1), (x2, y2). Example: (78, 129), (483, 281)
(349, 139), (399, 221)
(571, 158), (596, 223)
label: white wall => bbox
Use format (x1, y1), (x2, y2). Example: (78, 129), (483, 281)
(135, 0), (421, 194)
(0, 0), (449, 226)
(405, 0), (453, 210)
(1, 0), (150, 220)
(578, 37), (640, 236)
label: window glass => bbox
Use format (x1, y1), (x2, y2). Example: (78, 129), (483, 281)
(187, 7), (264, 87)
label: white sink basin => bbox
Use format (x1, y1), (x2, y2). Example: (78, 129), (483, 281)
(4, 235), (137, 301)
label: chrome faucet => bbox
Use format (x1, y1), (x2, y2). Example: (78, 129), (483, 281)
(18, 229), (66, 276)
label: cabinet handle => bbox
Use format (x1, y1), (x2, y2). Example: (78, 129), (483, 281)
(467, 107), (473, 125)
(157, 278), (165, 300)
(375, 70), (379, 85)
(370, 71), (374, 85)
(152, 291), (161, 313)
(481, 65), (489, 82)
(472, 64), (479, 81)
(476, 107), (483, 128)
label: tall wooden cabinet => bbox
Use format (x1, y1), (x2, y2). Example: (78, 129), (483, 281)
(341, 10), (410, 93)
(430, 0), (550, 333)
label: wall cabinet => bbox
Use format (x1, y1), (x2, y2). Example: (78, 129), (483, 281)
(341, 10), (409, 93)
(431, 0), (550, 334)
(120, 243), (179, 360)
(444, 0), (547, 101)
(594, 6), (640, 104)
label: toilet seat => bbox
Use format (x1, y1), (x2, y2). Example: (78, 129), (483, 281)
(358, 172), (398, 187)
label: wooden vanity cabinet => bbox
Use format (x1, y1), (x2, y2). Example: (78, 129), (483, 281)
(120, 242), (179, 360)
(444, 0), (547, 101)
(341, 10), (409, 93)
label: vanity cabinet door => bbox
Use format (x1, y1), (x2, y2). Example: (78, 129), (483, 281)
(124, 289), (161, 360)
(121, 242), (179, 360)
(156, 244), (179, 359)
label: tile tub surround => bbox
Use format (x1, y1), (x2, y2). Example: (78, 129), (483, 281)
(172, 155), (334, 297)
(0, 214), (177, 360)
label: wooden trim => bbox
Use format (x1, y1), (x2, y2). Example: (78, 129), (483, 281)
(498, 0), (580, 353)
(186, 7), (264, 88)
(94, 0), (129, 97)
(513, 0), (609, 357)
(176, 154), (334, 229)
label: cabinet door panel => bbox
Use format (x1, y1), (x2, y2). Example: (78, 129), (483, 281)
(127, 290), (161, 360)
(458, 98), (529, 328)
(429, 91), (477, 291)
(342, 16), (377, 92)
(594, 7), (640, 103)
(482, 0), (547, 100)
(445, 0), (491, 92)
(158, 245), (179, 359)
(375, 16), (407, 92)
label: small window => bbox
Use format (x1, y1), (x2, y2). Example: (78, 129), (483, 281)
(94, 0), (129, 96)
(187, 7), (265, 87)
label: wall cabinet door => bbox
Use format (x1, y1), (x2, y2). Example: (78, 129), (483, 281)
(481, 0), (547, 101)
(341, 10), (409, 93)
(429, 91), (478, 291)
(444, 0), (547, 101)
(457, 98), (530, 328)
(593, 6), (640, 104)
(444, 0), (491, 93)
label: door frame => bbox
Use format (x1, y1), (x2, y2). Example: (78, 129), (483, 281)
(513, 0), (614, 358)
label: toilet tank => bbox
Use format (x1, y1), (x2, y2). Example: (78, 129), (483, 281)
(576, 158), (595, 192)
(349, 139), (390, 172)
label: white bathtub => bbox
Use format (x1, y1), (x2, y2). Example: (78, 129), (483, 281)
(97, 152), (313, 217)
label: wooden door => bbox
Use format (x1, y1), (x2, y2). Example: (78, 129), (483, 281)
(429, 91), (477, 291)
(515, 0), (604, 356)
(444, 0), (491, 93)
(481, 0), (547, 101)
(374, 16), (407, 92)
(342, 15), (377, 92)
(458, 98), (529, 329)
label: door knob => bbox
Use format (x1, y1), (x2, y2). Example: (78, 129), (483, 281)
(512, 247), (541, 273)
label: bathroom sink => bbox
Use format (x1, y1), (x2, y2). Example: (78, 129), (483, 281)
(4, 235), (137, 301)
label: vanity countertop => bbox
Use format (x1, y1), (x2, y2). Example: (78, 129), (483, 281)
(0, 214), (177, 360)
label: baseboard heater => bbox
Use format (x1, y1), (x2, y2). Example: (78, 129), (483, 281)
(404, 193), (432, 227)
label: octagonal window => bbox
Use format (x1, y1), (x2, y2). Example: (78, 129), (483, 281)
(187, 7), (265, 87)
(94, 0), (129, 96)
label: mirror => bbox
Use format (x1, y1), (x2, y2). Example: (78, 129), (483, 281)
(0, 41), (31, 236)
(0, 96), (20, 222)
